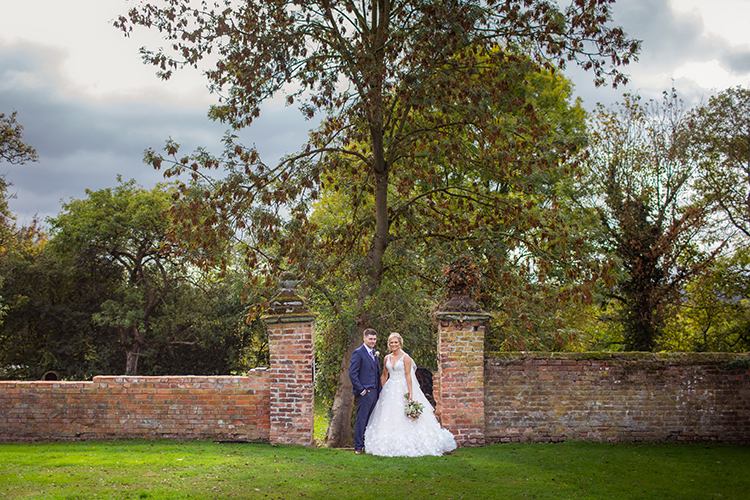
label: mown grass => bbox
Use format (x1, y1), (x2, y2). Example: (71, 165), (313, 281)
(0, 439), (748, 499)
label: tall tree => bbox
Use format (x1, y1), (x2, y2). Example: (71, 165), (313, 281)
(48, 179), (184, 375)
(117, 0), (639, 445)
(142, 268), (271, 375)
(0, 224), (263, 379)
(661, 251), (750, 353)
(584, 91), (719, 351)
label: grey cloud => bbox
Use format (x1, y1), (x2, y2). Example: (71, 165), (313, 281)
(613, 0), (714, 67)
(722, 49), (750, 75)
(1, 40), (313, 224)
(567, 0), (743, 110)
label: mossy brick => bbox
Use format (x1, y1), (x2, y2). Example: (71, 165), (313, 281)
(484, 352), (749, 444)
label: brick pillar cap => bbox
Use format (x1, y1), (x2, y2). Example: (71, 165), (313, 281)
(261, 272), (317, 324)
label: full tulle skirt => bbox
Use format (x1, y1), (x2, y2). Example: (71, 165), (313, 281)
(364, 356), (456, 457)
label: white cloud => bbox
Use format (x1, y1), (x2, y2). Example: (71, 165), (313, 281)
(674, 59), (750, 91)
(0, 0), (213, 104)
(670, 0), (750, 47)
(569, 0), (750, 110)
(663, 0), (750, 91)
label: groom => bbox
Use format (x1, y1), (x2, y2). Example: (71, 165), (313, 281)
(349, 328), (381, 454)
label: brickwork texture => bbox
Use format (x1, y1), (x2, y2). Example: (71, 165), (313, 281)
(485, 352), (750, 444)
(267, 322), (315, 446)
(437, 317), (487, 446)
(0, 374), (270, 442)
(2, 336), (748, 444)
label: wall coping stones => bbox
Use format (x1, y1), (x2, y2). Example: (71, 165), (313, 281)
(486, 351), (749, 365)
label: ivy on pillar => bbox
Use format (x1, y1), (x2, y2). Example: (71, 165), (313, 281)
(261, 272), (316, 446)
(434, 258), (490, 447)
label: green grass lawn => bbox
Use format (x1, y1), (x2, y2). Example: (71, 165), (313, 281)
(0, 439), (747, 499)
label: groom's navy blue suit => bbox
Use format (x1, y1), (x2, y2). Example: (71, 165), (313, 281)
(349, 343), (381, 452)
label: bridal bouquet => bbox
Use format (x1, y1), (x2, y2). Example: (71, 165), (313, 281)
(404, 393), (424, 420)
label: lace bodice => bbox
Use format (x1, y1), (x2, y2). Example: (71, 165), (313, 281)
(386, 355), (410, 382)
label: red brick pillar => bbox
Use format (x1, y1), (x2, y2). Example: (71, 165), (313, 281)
(435, 258), (489, 447)
(435, 311), (490, 446)
(262, 273), (316, 446)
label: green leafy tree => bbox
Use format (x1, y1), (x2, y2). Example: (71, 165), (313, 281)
(1, 111), (38, 325)
(661, 251), (750, 352)
(0, 176), (10, 326)
(143, 267), (271, 375)
(684, 86), (750, 241)
(0, 226), (265, 379)
(667, 86), (750, 353)
(0, 238), (124, 380)
(1, 174), (16, 261)
(48, 178), (186, 375)
(583, 91), (720, 351)
(466, 67), (601, 351)
(116, 0), (639, 445)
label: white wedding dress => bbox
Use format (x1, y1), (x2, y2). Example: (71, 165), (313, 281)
(364, 354), (456, 457)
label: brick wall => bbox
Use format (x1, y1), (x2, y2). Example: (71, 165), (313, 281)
(485, 353), (750, 444)
(3, 351), (748, 444)
(0, 373), (270, 442)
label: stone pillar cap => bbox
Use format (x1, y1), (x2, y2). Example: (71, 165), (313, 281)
(261, 272), (316, 324)
(434, 310), (491, 322)
(435, 293), (490, 322)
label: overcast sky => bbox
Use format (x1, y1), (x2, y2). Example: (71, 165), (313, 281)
(2, 0), (750, 225)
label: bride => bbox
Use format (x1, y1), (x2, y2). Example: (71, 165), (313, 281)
(364, 332), (456, 457)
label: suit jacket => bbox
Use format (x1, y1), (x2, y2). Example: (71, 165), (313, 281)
(349, 344), (381, 396)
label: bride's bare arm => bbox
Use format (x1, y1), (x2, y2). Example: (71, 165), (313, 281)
(381, 354), (389, 386)
(404, 356), (414, 397)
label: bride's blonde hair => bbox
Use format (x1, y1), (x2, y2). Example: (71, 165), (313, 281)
(387, 332), (403, 349)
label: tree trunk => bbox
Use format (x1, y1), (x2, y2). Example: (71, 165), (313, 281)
(125, 347), (140, 375)
(325, 165), (390, 446)
(325, 43), (391, 444)
(124, 325), (144, 375)
(324, 333), (363, 447)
